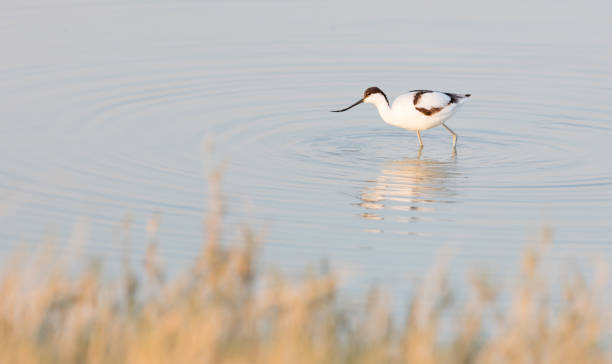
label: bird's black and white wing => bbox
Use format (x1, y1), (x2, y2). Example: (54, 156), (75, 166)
(410, 90), (471, 116)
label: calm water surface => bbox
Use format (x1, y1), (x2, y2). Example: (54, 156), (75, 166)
(1, 1), (611, 300)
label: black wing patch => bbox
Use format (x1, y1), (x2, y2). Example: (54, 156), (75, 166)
(444, 92), (471, 104)
(415, 107), (443, 116)
(445, 93), (460, 104)
(412, 90), (433, 105)
(413, 90), (443, 116)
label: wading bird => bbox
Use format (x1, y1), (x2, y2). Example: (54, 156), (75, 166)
(332, 87), (470, 149)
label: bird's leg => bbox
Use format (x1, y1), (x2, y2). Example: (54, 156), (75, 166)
(417, 130), (423, 147)
(442, 124), (458, 149)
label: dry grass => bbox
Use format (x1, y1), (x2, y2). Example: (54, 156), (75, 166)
(0, 174), (610, 364)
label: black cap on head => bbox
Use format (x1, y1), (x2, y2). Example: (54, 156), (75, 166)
(363, 86), (388, 105)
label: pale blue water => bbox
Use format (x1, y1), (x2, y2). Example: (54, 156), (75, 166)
(1, 0), (611, 300)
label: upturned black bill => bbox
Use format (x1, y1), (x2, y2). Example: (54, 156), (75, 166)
(331, 99), (363, 112)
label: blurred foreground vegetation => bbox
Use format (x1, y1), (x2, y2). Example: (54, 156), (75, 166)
(0, 174), (610, 363)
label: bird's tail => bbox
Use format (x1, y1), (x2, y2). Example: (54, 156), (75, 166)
(449, 93), (471, 103)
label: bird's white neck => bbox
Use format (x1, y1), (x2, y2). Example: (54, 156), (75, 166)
(366, 94), (392, 123)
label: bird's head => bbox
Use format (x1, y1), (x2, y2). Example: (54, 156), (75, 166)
(332, 86), (389, 112)
(363, 87), (388, 105)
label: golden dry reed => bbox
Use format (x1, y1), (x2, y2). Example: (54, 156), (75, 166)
(0, 173), (610, 364)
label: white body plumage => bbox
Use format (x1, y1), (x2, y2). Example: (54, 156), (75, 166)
(365, 91), (468, 131)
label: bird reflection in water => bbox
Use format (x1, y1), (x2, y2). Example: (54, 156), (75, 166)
(359, 151), (458, 229)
